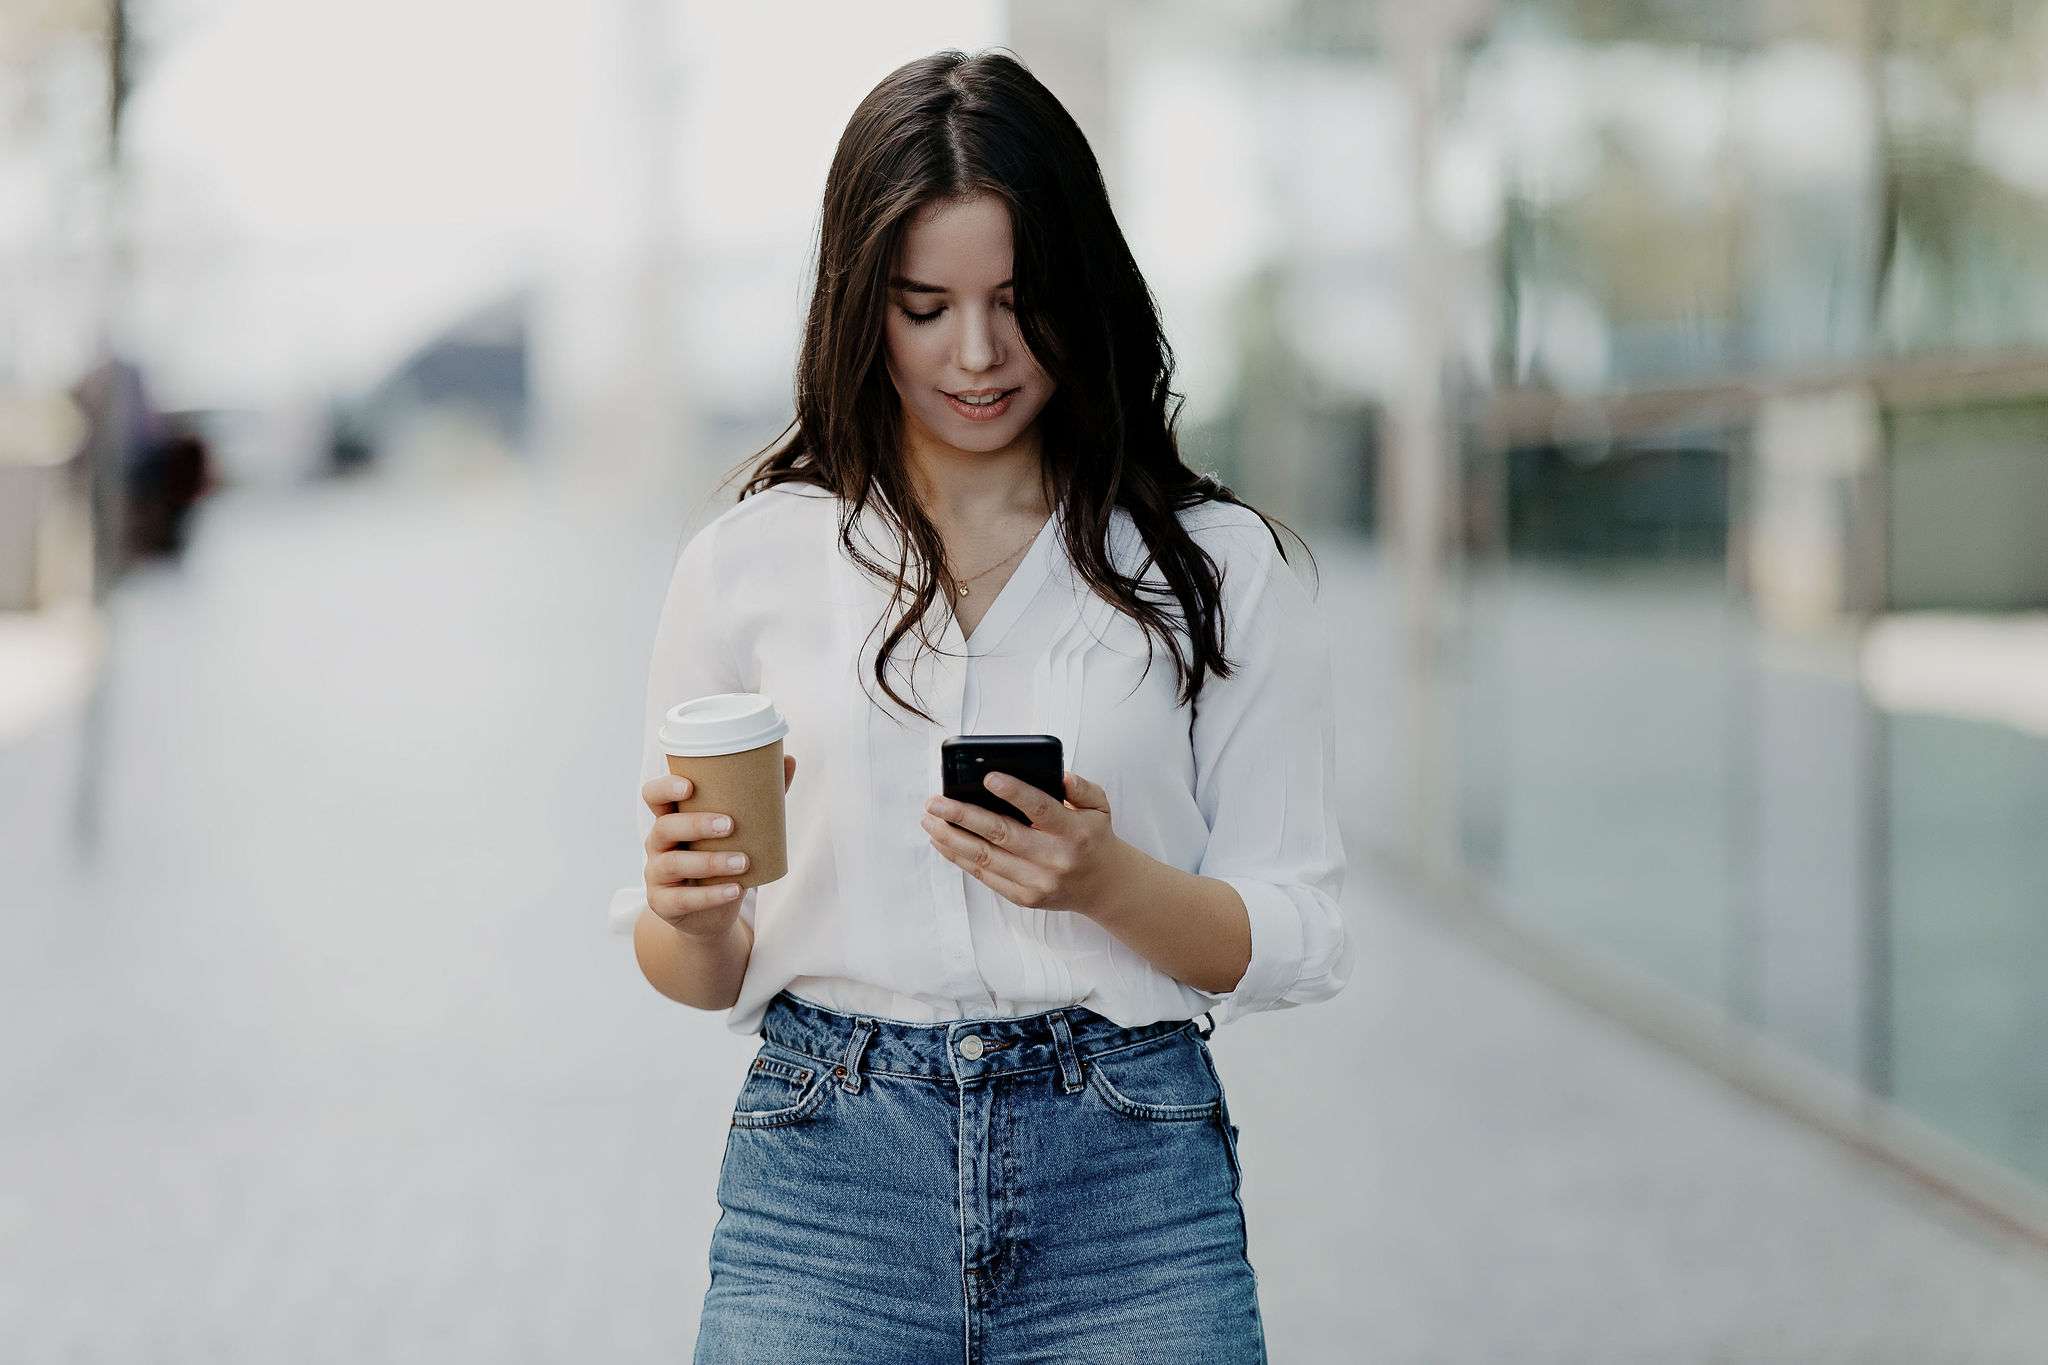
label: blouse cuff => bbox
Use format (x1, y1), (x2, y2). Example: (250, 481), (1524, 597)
(1190, 875), (1305, 1026)
(608, 885), (646, 937)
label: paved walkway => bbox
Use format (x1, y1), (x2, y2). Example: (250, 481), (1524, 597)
(4, 467), (2046, 1361)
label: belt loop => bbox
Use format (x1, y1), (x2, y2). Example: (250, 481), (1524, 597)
(1047, 1009), (1084, 1094)
(837, 1018), (877, 1093)
(1194, 1010), (1216, 1040)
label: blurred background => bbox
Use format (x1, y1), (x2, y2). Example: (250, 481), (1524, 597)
(6, 0), (2048, 1358)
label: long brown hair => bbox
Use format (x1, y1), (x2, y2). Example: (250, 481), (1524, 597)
(716, 48), (1315, 724)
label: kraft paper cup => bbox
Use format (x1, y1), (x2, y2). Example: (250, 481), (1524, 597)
(660, 692), (790, 890)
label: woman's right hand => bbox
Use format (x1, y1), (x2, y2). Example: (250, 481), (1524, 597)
(641, 755), (797, 940)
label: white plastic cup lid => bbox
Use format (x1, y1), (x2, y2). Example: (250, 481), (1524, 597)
(659, 692), (789, 757)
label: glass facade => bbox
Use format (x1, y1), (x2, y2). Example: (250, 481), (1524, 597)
(1067, 0), (2048, 1203)
(1438, 3), (2048, 1190)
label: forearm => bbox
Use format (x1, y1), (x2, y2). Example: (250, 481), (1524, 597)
(1083, 843), (1252, 996)
(632, 907), (753, 1011)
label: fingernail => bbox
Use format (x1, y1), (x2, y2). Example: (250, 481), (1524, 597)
(724, 854), (747, 870)
(714, 816), (732, 833)
(673, 779), (690, 797)
(723, 884), (742, 898)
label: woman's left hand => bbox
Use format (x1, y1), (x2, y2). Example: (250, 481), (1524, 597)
(922, 770), (1131, 916)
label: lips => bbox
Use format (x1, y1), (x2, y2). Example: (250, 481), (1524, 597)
(943, 387), (1019, 421)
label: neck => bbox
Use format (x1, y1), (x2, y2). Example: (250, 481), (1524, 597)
(901, 419), (1050, 525)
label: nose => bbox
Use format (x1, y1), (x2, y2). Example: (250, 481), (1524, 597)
(954, 303), (1004, 375)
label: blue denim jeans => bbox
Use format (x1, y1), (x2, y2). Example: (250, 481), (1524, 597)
(693, 989), (1266, 1363)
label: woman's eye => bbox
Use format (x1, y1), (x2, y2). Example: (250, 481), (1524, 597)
(897, 300), (1013, 325)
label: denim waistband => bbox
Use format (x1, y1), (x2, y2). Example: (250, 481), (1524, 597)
(760, 989), (1206, 1091)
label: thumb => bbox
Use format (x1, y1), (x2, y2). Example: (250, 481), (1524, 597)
(784, 753), (797, 793)
(1063, 770), (1109, 811)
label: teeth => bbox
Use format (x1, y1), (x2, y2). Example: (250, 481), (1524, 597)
(955, 392), (1005, 405)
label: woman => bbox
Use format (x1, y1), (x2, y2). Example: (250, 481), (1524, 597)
(613, 49), (1351, 1364)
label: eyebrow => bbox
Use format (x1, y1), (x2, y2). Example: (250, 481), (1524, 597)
(888, 276), (1014, 295)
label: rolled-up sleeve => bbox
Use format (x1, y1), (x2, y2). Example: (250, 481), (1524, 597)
(607, 513), (751, 937)
(1185, 517), (1352, 1026)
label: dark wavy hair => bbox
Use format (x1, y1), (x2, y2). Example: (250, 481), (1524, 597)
(718, 47), (1314, 724)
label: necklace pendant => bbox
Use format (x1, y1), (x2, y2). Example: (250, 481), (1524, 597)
(957, 584), (970, 597)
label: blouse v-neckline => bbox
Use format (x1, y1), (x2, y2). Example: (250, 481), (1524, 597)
(940, 509), (1061, 655)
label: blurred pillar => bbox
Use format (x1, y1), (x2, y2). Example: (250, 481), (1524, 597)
(537, 0), (690, 505)
(86, 0), (139, 602)
(72, 0), (141, 860)
(1380, 2), (1486, 883)
(1740, 389), (1889, 1083)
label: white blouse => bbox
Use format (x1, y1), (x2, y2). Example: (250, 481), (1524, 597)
(607, 483), (1351, 1037)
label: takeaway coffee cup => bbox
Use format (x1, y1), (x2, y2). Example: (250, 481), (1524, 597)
(660, 692), (790, 889)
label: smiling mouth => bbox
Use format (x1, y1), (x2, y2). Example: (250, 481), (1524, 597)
(948, 388), (1017, 405)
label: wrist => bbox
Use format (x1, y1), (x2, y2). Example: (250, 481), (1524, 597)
(666, 909), (733, 941)
(1078, 838), (1148, 925)
(634, 904), (752, 1010)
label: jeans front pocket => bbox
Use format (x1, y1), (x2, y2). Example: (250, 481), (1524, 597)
(730, 1045), (834, 1129)
(1082, 1030), (1223, 1122)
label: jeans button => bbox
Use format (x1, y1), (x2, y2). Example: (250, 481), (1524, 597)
(958, 1035), (984, 1059)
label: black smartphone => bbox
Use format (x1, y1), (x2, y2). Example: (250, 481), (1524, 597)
(940, 734), (1065, 826)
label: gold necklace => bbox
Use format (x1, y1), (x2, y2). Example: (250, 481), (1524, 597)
(947, 518), (1048, 597)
